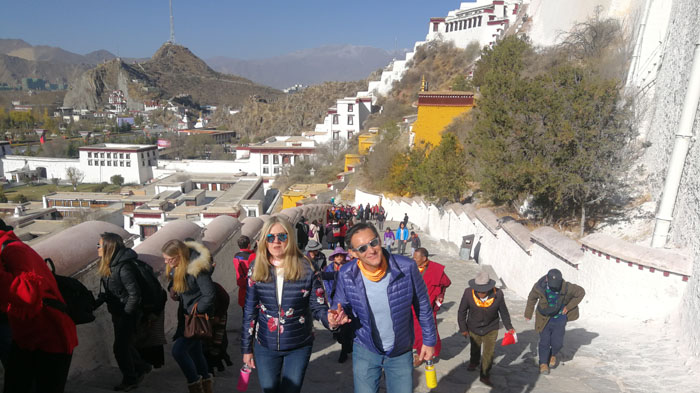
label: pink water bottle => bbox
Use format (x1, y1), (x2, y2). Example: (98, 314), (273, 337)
(237, 365), (252, 391)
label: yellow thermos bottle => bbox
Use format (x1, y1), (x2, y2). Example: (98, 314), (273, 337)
(425, 359), (437, 389)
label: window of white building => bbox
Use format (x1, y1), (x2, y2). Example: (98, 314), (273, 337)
(263, 167), (269, 174)
(347, 115), (354, 125)
(88, 152), (92, 158)
(107, 161), (111, 166)
(333, 115), (339, 125)
(348, 131), (354, 139)
(113, 160), (117, 166)
(127, 161), (130, 167)
(333, 131), (340, 140)
(348, 104), (354, 112)
(273, 167), (279, 174)
(263, 155), (269, 164)
(107, 152), (111, 158)
(273, 155), (279, 164)
(88, 160), (92, 166)
(101, 160), (105, 166)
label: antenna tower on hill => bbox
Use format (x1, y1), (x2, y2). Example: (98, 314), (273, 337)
(168, 0), (176, 43)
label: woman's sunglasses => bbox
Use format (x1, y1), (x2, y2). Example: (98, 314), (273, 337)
(266, 233), (288, 243)
(352, 237), (380, 253)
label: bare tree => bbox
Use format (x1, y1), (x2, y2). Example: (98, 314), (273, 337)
(66, 167), (84, 191)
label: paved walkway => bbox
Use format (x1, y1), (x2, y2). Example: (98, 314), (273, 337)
(64, 223), (699, 392)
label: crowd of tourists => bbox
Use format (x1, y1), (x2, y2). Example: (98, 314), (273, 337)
(0, 212), (585, 393)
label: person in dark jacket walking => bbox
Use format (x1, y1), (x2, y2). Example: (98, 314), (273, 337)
(0, 221), (77, 393)
(241, 216), (348, 393)
(304, 240), (327, 272)
(96, 232), (152, 392)
(295, 218), (309, 251)
(334, 223), (436, 393)
(321, 247), (354, 363)
(402, 213), (409, 228)
(524, 269), (585, 375)
(409, 232), (421, 256)
(457, 271), (514, 387)
(162, 239), (216, 393)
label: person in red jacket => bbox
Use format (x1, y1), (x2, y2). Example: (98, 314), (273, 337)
(233, 236), (256, 308)
(411, 247), (451, 367)
(0, 220), (78, 393)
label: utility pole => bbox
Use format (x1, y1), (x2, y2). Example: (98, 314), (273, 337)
(169, 0), (176, 43)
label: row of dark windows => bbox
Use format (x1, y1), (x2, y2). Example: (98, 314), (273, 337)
(86, 151), (156, 159)
(447, 15), (483, 32)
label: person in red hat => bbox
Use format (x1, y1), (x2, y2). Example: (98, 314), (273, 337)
(457, 271), (514, 387)
(0, 219), (78, 393)
(411, 248), (451, 367)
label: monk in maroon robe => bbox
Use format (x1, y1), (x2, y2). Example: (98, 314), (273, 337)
(412, 247), (451, 367)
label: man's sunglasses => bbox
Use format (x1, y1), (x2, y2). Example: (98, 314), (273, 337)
(266, 233), (288, 243)
(352, 237), (380, 253)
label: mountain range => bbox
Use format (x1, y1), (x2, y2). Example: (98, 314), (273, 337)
(0, 39), (403, 89)
(207, 44), (406, 89)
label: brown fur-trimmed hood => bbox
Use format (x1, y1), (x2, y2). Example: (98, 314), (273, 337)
(185, 241), (212, 277)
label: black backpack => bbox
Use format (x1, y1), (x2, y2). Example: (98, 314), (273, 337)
(130, 259), (167, 316)
(44, 257), (96, 325)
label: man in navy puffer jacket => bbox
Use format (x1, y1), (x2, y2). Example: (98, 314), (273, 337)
(335, 223), (436, 393)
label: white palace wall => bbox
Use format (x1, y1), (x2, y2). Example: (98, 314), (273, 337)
(356, 190), (691, 321)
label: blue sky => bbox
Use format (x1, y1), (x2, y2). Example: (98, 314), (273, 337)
(0, 1), (472, 59)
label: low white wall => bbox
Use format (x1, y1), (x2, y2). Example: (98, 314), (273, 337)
(2, 156), (80, 180)
(366, 190), (690, 321)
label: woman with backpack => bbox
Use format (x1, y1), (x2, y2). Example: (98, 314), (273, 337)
(0, 219), (77, 393)
(96, 232), (153, 392)
(162, 239), (216, 393)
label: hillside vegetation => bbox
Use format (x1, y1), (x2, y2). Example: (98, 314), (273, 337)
(212, 80), (369, 142)
(365, 40), (481, 130)
(362, 13), (637, 235)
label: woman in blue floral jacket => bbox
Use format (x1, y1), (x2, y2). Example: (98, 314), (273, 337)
(241, 216), (348, 393)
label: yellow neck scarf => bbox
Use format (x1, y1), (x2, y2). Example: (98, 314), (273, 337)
(357, 259), (387, 282)
(472, 289), (496, 308)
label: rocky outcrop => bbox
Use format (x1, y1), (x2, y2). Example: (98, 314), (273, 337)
(63, 42), (281, 110)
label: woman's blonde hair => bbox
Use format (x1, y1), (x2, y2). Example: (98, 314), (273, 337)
(98, 232), (124, 277)
(162, 239), (191, 293)
(252, 216), (313, 282)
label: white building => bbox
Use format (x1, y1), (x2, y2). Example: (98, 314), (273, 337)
(79, 143), (158, 184)
(302, 96), (375, 146)
(426, 0), (523, 48)
(234, 136), (316, 177)
(367, 0), (524, 98)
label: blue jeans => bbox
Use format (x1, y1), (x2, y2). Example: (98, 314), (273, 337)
(352, 344), (413, 393)
(254, 341), (312, 393)
(172, 337), (210, 384)
(538, 315), (567, 364)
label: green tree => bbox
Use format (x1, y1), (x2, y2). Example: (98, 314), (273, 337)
(416, 133), (469, 202)
(14, 194), (28, 203)
(451, 75), (472, 91)
(110, 174), (125, 187)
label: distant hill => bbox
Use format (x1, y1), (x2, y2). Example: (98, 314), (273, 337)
(0, 53), (90, 85)
(207, 44), (406, 89)
(63, 42), (282, 110)
(0, 39), (149, 87)
(0, 38), (145, 65)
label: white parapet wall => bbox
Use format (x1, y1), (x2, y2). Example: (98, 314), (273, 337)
(357, 190), (692, 321)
